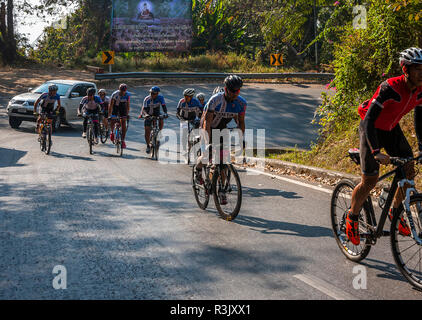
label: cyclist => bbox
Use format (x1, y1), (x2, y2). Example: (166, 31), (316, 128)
(194, 75), (247, 204)
(347, 47), (422, 245)
(139, 86), (168, 154)
(176, 88), (204, 122)
(98, 88), (110, 133)
(77, 88), (102, 144)
(109, 83), (130, 149)
(196, 92), (207, 108)
(33, 84), (61, 134)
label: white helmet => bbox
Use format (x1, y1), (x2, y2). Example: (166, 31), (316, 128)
(196, 93), (205, 100)
(183, 88), (195, 97)
(98, 89), (106, 94)
(212, 86), (224, 95)
(399, 47), (422, 66)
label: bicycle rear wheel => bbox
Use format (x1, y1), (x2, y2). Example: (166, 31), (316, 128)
(213, 164), (242, 221)
(391, 194), (422, 290)
(192, 165), (209, 210)
(330, 179), (372, 262)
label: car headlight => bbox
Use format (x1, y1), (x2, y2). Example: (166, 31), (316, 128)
(8, 99), (15, 105)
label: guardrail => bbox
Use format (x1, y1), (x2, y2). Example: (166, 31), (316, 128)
(94, 71), (335, 81)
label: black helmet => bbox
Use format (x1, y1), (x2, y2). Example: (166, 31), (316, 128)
(87, 87), (96, 96)
(224, 75), (243, 91)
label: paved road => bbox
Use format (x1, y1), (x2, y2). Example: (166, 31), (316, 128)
(0, 83), (421, 300)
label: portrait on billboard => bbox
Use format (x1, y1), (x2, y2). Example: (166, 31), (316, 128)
(112, 0), (192, 52)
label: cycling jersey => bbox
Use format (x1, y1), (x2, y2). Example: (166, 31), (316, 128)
(177, 97), (203, 120)
(111, 90), (130, 108)
(358, 75), (422, 131)
(203, 92), (246, 129)
(142, 94), (167, 116)
(80, 95), (102, 111)
(39, 92), (60, 110)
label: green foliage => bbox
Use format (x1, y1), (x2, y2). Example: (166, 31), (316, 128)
(314, 0), (422, 137)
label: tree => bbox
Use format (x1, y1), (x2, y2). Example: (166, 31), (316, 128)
(0, 0), (17, 64)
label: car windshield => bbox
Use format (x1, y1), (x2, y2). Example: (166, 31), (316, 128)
(32, 83), (72, 96)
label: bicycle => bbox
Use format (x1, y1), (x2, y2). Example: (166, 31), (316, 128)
(141, 114), (167, 161)
(331, 149), (422, 289)
(36, 113), (54, 155)
(109, 116), (124, 157)
(99, 112), (109, 144)
(180, 116), (201, 165)
(85, 113), (98, 155)
(192, 143), (242, 221)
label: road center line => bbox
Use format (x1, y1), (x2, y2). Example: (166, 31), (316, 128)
(293, 274), (359, 300)
(243, 167), (333, 194)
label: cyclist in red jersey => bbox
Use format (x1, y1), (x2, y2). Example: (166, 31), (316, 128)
(346, 47), (422, 245)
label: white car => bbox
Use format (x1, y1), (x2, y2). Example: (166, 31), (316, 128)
(6, 79), (97, 131)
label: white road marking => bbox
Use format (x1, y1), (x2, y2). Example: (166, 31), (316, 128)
(294, 274), (359, 300)
(243, 167), (333, 194)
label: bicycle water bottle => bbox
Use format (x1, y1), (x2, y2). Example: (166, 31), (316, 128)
(378, 187), (389, 209)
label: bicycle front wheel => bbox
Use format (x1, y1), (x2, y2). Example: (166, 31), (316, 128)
(330, 179), (372, 262)
(192, 165), (209, 210)
(45, 127), (52, 155)
(213, 164), (242, 221)
(88, 126), (94, 154)
(391, 194), (422, 290)
(100, 121), (108, 143)
(39, 128), (45, 152)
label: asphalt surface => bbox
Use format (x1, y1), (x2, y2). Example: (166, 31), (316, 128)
(1, 83), (421, 300)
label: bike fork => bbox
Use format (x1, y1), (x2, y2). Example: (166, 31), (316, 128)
(400, 180), (422, 245)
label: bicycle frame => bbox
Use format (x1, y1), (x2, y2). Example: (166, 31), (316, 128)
(363, 158), (422, 244)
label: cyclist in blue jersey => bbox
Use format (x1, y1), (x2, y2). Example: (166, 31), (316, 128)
(196, 93), (207, 109)
(109, 84), (130, 149)
(195, 75), (247, 204)
(176, 88), (204, 122)
(78, 88), (102, 144)
(33, 84), (62, 134)
(139, 86), (168, 154)
(98, 89), (110, 133)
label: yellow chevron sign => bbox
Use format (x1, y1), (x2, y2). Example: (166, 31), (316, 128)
(102, 51), (115, 65)
(270, 53), (283, 66)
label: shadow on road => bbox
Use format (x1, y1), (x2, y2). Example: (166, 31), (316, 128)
(235, 215), (332, 238)
(360, 258), (409, 284)
(242, 185), (303, 199)
(0, 147), (27, 168)
(0, 177), (309, 298)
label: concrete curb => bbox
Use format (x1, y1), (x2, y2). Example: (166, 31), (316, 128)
(237, 156), (359, 181)
(236, 156), (390, 192)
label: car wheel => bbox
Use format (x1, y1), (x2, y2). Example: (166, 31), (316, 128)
(9, 117), (22, 129)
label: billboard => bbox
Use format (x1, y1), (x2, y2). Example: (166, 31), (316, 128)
(111, 0), (193, 52)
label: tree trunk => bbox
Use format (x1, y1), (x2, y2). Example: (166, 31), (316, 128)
(0, 0), (17, 65)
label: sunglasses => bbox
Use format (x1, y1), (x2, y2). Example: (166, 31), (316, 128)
(227, 88), (240, 94)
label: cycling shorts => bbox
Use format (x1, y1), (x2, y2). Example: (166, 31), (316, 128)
(359, 120), (412, 176)
(112, 104), (128, 118)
